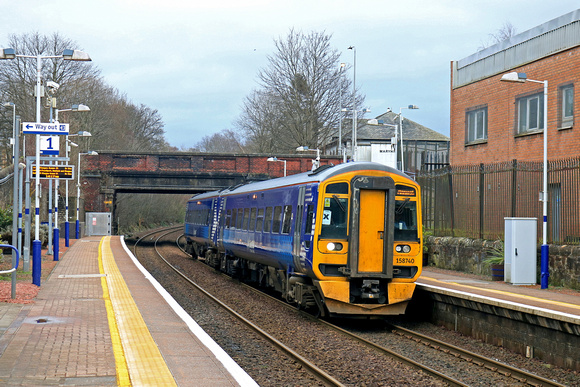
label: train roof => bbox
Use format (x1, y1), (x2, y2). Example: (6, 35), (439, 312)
(188, 162), (411, 201)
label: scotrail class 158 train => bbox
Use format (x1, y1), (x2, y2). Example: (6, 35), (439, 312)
(184, 161), (422, 317)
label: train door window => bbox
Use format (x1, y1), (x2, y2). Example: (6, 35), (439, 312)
(231, 209), (237, 229)
(203, 209), (210, 224)
(256, 208), (264, 232)
(236, 208), (244, 229)
(394, 199), (419, 241)
(242, 208), (250, 230)
(304, 204), (314, 235)
(264, 207), (273, 232)
(225, 210), (232, 228)
(272, 206), (282, 233)
(281, 205), (293, 234)
(249, 208), (257, 231)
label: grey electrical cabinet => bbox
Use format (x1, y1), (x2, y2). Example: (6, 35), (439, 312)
(85, 212), (112, 236)
(504, 217), (537, 285)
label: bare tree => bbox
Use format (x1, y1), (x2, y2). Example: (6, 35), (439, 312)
(193, 129), (246, 153)
(238, 29), (363, 154)
(478, 22), (517, 51)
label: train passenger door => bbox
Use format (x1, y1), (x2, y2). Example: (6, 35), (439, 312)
(292, 186), (306, 273)
(349, 176), (395, 278)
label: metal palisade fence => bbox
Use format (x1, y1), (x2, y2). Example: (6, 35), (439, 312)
(417, 158), (580, 244)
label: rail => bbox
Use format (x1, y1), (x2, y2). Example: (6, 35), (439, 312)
(0, 244), (19, 274)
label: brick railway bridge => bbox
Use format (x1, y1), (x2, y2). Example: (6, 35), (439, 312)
(81, 151), (342, 233)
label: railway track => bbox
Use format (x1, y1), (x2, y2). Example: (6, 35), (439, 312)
(129, 226), (569, 386)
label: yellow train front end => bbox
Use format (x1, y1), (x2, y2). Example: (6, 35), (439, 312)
(311, 167), (422, 317)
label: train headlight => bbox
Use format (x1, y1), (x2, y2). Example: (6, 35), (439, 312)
(396, 244), (411, 253)
(327, 242), (343, 251)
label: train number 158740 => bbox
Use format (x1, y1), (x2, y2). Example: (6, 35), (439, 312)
(395, 257), (416, 264)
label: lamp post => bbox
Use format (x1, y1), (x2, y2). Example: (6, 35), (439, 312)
(76, 151), (98, 239)
(267, 157), (287, 177)
(57, 106), (91, 247)
(3, 102), (18, 298)
(348, 46), (357, 160)
(1, 47), (91, 286)
(338, 62), (346, 162)
(500, 71), (549, 289)
(399, 105), (419, 173)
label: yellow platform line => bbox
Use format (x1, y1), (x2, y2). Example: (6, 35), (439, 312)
(100, 236), (177, 386)
(420, 276), (580, 311)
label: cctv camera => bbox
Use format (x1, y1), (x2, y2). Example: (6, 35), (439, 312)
(46, 81), (60, 91)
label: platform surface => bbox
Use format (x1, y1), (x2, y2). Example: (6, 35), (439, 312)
(419, 267), (580, 322)
(0, 236), (256, 386)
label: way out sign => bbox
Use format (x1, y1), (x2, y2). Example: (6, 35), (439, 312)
(22, 122), (69, 135)
(40, 135), (59, 155)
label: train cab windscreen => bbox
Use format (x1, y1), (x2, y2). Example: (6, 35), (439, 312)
(320, 183), (349, 239)
(394, 198), (418, 241)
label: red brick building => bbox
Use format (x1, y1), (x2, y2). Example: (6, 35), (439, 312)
(450, 10), (580, 165)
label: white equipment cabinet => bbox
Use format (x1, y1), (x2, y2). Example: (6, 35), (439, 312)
(85, 212), (112, 236)
(504, 217), (537, 285)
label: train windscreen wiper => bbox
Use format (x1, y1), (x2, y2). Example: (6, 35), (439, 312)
(332, 195), (346, 212)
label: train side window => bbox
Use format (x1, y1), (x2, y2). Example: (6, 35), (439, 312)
(256, 208), (264, 232)
(264, 207), (273, 232)
(236, 208), (244, 229)
(231, 209), (237, 229)
(249, 208), (257, 231)
(304, 204), (314, 234)
(282, 205), (293, 234)
(226, 210), (231, 228)
(272, 206), (282, 233)
(242, 208), (250, 230)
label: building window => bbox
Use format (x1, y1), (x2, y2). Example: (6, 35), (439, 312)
(517, 92), (544, 134)
(466, 107), (487, 143)
(561, 84), (574, 128)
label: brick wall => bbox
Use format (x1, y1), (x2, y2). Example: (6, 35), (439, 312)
(451, 46), (580, 165)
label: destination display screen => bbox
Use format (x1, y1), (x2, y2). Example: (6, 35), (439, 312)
(32, 165), (74, 179)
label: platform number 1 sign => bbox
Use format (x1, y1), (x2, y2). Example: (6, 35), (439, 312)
(40, 135), (60, 155)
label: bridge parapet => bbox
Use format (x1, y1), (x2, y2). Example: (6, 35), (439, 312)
(80, 151), (343, 231)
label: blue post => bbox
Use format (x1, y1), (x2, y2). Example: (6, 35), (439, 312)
(53, 228), (59, 261)
(75, 219), (80, 239)
(65, 221), (69, 247)
(32, 239), (41, 286)
(540, 244), (549, 289)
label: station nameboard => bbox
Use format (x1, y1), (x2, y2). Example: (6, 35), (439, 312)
(32, 165), (74, 179)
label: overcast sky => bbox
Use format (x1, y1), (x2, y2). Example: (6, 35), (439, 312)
(2, 1), (579, 149)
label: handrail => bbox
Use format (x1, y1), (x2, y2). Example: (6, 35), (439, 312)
(0, 244), (19, 274)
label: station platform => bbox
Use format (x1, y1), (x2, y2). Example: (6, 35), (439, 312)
(419, 267), (580, 323)
(0, 236), (257, 386)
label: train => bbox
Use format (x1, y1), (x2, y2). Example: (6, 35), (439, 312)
(183, 161), (422, 317)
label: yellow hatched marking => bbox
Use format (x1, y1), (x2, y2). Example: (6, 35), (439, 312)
(421, 276), (580, 311)
(100, 236), (177, 386)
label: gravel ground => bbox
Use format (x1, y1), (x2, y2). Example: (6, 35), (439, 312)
(130, 232), (579, 386)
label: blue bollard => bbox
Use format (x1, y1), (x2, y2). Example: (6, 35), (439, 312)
(32, 239), (41, 286)
(65, 221), (69, 247)
(53, 228), (59, 261)
(75, 219), (80, 239)
(540, 244), (549, 289)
